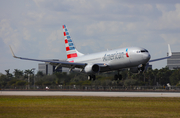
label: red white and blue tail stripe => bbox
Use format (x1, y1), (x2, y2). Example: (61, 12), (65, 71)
(62, 25), (84, 59)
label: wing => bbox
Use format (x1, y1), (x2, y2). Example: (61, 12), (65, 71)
(9, 46), (87, 69)
(149, 44), (172, 63)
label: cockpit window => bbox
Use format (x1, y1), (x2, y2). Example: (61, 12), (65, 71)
(136, 49), (148, 53)
(141, 50), (148, 53)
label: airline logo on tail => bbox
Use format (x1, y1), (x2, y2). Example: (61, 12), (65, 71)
(63, 25), (78, 59)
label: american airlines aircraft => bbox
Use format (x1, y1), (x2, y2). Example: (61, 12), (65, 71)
(10, 25), (172, 80)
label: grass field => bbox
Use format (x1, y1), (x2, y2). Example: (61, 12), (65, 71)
(0, 96), (180, 118)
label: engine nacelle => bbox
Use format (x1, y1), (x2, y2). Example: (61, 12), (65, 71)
(84, 64), (100, 74)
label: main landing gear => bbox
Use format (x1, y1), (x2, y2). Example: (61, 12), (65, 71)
(114, 70), (122, 80)
(87, 70), (122, 81)
(114, 74), (122, 80)
(87, 75), (96, 81)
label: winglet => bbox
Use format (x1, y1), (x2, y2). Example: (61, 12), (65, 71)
(9, 46), (17, 58)
(168, 44), (172, 57)
(149, 44), (172, 63)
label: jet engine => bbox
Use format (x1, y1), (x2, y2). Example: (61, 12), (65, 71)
(84, 64), (100, 74)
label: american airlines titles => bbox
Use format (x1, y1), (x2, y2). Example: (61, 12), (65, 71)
(103, 51), (125, 61)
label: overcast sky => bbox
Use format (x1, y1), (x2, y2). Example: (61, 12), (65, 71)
(0, 0), (180, 74)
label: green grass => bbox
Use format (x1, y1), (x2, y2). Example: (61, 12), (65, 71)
(0, 96), (180, 118)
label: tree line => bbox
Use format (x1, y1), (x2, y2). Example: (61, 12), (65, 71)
(0, 67), (180, 88)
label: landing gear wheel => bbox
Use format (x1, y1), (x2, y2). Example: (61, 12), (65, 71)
(114, 74), (119, 80)
(114, 74), (122, 80)
(114, 70), (122, 80)
(88, 75), (96, 81)
(118, 74), (122, 80)
(92, 75), (96, 81)
(88, 75), (91, 81)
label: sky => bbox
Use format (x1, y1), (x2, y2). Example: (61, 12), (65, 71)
(0, 0), (180, 74)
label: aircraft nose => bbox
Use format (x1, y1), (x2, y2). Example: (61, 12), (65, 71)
(143, 53), (151, 61)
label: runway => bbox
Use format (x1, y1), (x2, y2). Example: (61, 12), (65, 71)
(1, 91), (180, 97)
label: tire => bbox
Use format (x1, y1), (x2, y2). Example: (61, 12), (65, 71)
(114, 74), (122, 80)
(114, 74), (118, 80)
(88, 75), (96, 81)
(118, 74), (122, 80)
(88, 75), (91, 81)
(92, 75), (96, 81)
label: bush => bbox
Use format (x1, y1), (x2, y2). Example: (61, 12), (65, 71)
(16, 80), (27, 86)
(124, 79), (138, 86)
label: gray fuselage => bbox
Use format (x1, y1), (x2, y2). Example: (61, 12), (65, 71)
(68, 47), (151, 72)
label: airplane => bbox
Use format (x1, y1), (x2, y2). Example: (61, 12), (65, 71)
(10, 25), (172, 80)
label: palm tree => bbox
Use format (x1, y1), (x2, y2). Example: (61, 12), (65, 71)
(13, 69), (23, 79)
(5, 69), (13, 78)
(24, 69), (34, 89)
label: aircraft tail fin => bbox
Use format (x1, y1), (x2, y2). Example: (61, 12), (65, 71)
(62, 25), (84, 59)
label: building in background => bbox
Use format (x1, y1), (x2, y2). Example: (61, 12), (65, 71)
(38, 63), (60, 75)
(167, 52), (180, 70)
(146, 63), (152, 70)
(39, 63), (65, 75)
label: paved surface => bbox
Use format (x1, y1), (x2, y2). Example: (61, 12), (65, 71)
(1, 91), (180, 97)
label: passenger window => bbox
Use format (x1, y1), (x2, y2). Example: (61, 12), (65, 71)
(136, 51), (140, 53)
